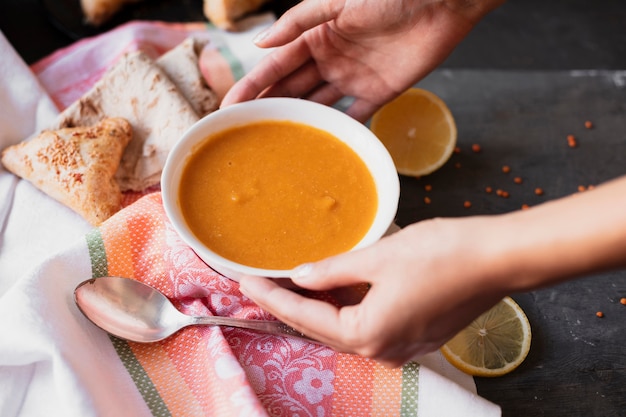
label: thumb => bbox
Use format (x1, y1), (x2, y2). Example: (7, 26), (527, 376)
(254, 0), (343, 47)
(290, 248), (375, 291)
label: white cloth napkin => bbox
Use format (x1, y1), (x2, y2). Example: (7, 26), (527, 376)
(0, 20), (500, 417)
(0, 30), (90, 297)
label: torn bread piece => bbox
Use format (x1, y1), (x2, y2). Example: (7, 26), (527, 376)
(204, 0), (272, 31)
(156, 37), (219, 117)
(80, 0), (143, 26)
(1, 118), (132, 226)
(49, 51), (200, 192)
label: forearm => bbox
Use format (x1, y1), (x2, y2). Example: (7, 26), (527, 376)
(487, 175), (626, 293)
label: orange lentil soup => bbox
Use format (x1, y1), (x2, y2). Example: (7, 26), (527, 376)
(179, 120), (378, 270)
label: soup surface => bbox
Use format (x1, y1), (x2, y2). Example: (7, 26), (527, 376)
(179, 120), (378, 270)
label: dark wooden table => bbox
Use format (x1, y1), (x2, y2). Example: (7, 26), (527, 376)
(2, 1), (625, 416)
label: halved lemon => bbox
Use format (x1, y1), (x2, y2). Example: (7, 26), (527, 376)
(440, 296), (532, 377)
(370, 88), (457, 176)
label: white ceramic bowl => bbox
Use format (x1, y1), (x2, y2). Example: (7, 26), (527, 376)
(162, 98), (399, 281)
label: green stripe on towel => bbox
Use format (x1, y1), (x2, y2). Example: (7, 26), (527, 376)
(86, 229), (170, 417)
(110, 337), (172, 417)
(205, 22), (245, 80)
(86, 229), (108, 277)
(400, 361), (420, 416)
(219, 45), (245, 80)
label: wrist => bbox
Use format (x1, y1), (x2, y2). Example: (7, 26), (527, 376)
(482, 178), (626, 293)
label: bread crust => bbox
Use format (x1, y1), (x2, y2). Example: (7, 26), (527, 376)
(80, 0), (142, 26)
(49, 51), (200, 192)
(1, 118), (133, 225)
(203, 0), (271, 30)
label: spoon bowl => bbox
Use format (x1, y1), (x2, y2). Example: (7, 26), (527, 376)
(74, 276), (318, 343)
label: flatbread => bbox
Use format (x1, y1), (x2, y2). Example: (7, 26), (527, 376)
(0, 118), (132, 225)
(156, 37), (219, 117)
(49, 51), (200, 191)
(203, 0), (272, 30)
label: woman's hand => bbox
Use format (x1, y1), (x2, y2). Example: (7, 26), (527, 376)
(221, 0), (505, 122)
(239, 216), (512, 368)
(239, 176), (626, 367)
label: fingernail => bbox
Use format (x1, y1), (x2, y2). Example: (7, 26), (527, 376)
(253, 27), (271, 44)
(290, 263), (313, 281)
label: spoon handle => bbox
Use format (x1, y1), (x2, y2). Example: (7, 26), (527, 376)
(191, 316), (323, 345)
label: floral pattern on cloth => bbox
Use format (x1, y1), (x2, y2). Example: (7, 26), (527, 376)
(87, 192), (420, 417)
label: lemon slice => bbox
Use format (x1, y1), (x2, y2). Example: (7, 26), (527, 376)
(370, 88), (457, 176)
(440, 296), (532, 377)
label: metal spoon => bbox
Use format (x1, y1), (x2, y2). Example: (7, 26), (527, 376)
(74, 276), (318, 344)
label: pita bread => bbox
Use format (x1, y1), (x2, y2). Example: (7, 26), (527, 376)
(49, 51), (200, 192)
(156, 37), (219, 117)
(1, 118), (132, 225)
(204, 0), (271, 30)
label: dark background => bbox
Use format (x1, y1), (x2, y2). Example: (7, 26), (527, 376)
(2, 1), (625, 416)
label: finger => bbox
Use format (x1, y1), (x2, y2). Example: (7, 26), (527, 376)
(290, 246), (384, 291)
(304, 83), (344, 107)
(254, 0), (343, 48)
(221, 40), (311, 107)
(344, 99), (381, 124)
(260, 60), (325, 99)
(238, 275), (359, 351)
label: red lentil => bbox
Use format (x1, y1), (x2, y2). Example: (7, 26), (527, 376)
(567, 134), (577, 148)
(596, 311), (604, 318)
(514, 177), (523, 184)
(535, 188), (544, 196)
(455, 162), (462, 169)
(485, 186), (493, 194)
(584, 120), (593, 129)
(620, 298), (626, 305)
(471, 144), (481, 153)
(578, 185), (586, 192)
(463, 201), (472, 208)
(502, 165), (511, 173)
(424, 184), (432, 192)
(424, 196), (431, 204)
(521, 204), (530, 210)
(496, 189), (504, 197)
(501, 191), (510, 198)
(454, 146), (461, 154)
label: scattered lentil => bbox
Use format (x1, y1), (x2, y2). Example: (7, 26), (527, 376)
(496, 189), (504, 197)
(584, 120), (593, 129)
(534, 187), (544, 196)
(463, 201), (472, 208)
(567, 134), (577, 148)
(454, 146), (461, 154)
(471, 144), (481, 153)
(514, 177), (523, 184)
(521, 204), (530, 210)
(596, 311), (604, 318)
(424, 184), (432, 192)
(485, 186), (493, 194)
(620, 298), (626, 305)
(455, 162), (462, 169)
(578, 185), (587, 192)
(424, 196), (431, 204)
(502, 165), (511, 173)
(501, 191), (510, 198)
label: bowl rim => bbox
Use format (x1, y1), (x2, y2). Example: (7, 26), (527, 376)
(162, 97), (400, 280)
